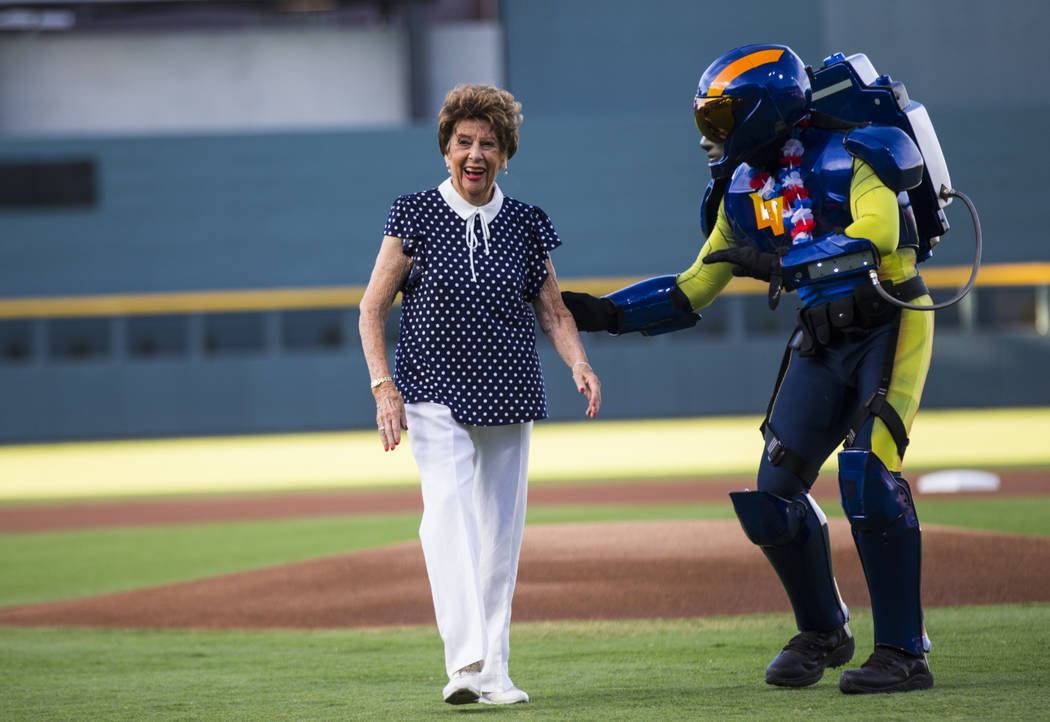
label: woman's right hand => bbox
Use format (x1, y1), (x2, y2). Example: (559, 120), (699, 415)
(374, 381), (408, 451)
(360, 236), (413, 453)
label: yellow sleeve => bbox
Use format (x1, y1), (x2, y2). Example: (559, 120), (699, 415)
(847, 157), (899, 257)
(675, 200), (735, 310)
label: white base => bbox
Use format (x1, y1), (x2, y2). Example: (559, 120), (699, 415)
(916, 469), (1001, 494)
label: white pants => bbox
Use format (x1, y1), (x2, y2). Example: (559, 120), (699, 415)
(405, 401), (531, 693)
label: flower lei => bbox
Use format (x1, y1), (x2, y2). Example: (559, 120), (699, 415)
(748, 135), (814, 244)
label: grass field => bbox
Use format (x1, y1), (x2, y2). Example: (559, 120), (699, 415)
(3, 606), (1049, 721)
(1, 410), (1049, 720)
(1, 498), (1049, 720)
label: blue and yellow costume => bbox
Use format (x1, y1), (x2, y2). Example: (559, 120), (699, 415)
(684, 119), (934, 646)
(563, 44), (945, 693)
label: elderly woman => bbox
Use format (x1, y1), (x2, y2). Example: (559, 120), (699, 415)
(358, 84), (601, 706)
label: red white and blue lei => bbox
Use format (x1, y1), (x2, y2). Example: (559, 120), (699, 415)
(748, 136), (814, 244)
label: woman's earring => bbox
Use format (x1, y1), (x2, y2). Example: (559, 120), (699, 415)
(503, 165), (509, 175)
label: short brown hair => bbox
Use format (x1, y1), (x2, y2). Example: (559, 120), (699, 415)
(437, 84), (523, 160)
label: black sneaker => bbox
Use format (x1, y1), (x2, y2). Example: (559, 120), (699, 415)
(839, 645), (933, 694)
(765, 625), (855, 687)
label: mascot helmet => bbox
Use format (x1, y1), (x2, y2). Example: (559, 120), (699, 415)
(694, 44), (812, 179)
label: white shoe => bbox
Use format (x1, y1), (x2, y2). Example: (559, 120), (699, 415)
(479, 687), (529, 705)
(442, 666), (481, 705)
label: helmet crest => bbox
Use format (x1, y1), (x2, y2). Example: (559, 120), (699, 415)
(694, 44), (812, 179)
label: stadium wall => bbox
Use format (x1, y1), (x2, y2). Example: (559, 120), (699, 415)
(1, 0), (1048, 441)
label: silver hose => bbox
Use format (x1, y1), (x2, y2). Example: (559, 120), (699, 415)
(868, 186), (982, 311)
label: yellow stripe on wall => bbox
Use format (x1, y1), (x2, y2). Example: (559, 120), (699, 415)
(0, 286), (367, 319)
(0, 263), (1047, 320)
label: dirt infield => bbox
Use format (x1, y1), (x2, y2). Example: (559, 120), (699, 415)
(1, 472), (1048, 629)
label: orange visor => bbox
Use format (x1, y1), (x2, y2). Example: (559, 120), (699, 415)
(693, 95), (737, 142)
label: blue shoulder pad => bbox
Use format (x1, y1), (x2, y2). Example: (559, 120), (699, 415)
(843, 125), (924, 192)
(606, 275), (700, 336)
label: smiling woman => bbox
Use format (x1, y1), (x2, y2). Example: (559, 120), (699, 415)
(443, 119), (505, 205)
(356, 83), (602, 707)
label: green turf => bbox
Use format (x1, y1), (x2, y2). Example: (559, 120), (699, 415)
(910, 496), (1050, 537)
(0, 514), (420, 608)
(529, 495), (1050, 538)
(2, 497), (1048, 609)
(1, 605), (1047, 721)
(1, 490), (1048, 719)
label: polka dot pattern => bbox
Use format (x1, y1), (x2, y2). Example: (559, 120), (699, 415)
(383, 187), (562, 426)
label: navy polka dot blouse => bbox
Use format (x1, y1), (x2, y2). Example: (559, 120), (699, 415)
(383, 183), (562, 426)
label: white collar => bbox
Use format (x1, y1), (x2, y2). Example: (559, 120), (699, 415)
(438, 177), (504, 223)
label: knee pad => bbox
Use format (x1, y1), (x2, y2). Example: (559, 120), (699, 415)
(838, 448), (917, 532)
(837, 449), (928, 655)
(729, 489), (807, 546)
(731, 490), (848, 631)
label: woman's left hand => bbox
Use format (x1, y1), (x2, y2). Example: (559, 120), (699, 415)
(572, 362), (601, 418)
(533, 260), (601, 419)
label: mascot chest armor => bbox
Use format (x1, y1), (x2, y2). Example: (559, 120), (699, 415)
(723, 128), (854, 255)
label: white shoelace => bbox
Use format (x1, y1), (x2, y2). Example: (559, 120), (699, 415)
(464, 209), (491, 283)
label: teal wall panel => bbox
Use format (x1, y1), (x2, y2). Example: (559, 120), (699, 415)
(2, 0), (1048, 441)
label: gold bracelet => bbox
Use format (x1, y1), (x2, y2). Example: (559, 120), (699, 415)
(370, 376), (393, 389)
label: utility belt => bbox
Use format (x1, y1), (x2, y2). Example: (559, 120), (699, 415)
(796, 275), (928, 356)
(760, 274), (927, 486)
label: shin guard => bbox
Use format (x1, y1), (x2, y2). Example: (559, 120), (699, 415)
(838, 449), (928, 655)
(730, 490), (849, 632)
